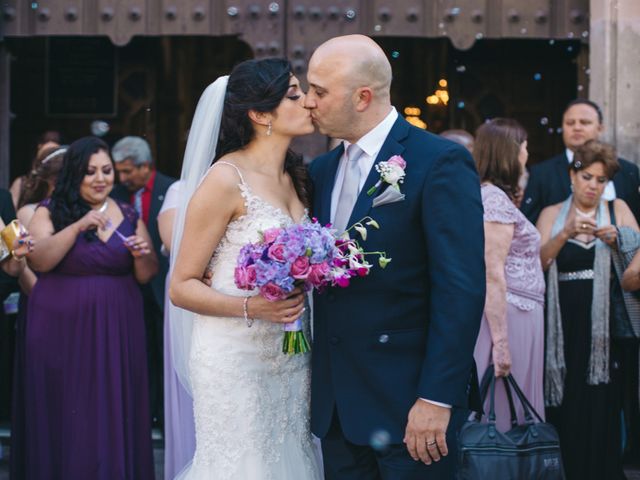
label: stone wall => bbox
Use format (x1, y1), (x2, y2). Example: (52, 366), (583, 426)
(590, 0), (640, 164)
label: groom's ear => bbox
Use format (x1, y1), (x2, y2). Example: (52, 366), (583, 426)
(248, 109), (270, 127)
(354, 87), (373, 112)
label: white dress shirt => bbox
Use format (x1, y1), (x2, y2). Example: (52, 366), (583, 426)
(330, 108), (398, 223)
(330, 107), (451, 409)
(566, 148), (616, 201)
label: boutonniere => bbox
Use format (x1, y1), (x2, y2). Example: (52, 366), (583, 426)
(367, 155), (407, 196)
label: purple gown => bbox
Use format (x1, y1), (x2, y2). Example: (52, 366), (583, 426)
(23, 201), (154, 480)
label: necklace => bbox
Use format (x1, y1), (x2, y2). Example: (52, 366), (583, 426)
(96, 200), (109, 213)
(575, 206), (596, 218)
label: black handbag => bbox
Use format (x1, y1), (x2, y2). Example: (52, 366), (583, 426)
(457, 366), (565, 480)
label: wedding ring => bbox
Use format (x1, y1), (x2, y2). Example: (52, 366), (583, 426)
(427, 440), (437, 446)
(582, 223), (587, 229)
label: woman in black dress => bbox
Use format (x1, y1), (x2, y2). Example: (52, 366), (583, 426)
(537, 140), (638, 479)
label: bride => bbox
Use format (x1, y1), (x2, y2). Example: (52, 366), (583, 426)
(169, 58), (322, 479)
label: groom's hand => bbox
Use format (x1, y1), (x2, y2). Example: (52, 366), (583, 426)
(403, 400), (451, 465)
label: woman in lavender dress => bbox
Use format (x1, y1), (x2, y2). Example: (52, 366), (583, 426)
(24, 137), (158, 479)
(473, 119), (546, 431)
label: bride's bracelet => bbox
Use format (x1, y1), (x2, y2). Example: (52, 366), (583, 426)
(243, 296), (254, 328)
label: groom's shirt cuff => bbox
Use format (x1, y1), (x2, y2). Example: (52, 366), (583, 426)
(420, 398), (451, 409)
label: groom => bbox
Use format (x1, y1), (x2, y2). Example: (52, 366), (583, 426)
(306, 35), (485, 479)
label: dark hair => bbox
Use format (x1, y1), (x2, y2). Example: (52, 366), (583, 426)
(216, 58), (310, 207)
(474, 118), (528, 201)
(49, 137), (110, 238)
(18, 145), (67, 208)
(564, 99), (603, 124)
(37, 130), (62, 147)
(570, 139), (619, 179)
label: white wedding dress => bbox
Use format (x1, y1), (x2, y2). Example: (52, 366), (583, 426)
(177, 163), (322, 480)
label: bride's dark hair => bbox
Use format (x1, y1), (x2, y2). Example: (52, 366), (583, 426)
(216, 58), (310, 207)
(49, 136), (110, 240)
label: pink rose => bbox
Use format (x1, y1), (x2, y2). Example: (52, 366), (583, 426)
(291, 256), (311, 280)
(307, 262), (330, 286)
(246, 264), (257, 287)
(260, 282), (285, 301)
(234, 267), (250, 290)
(262, 227), (282, 244)
(387, 155), (406, 169)
(267, 243), (287, 262)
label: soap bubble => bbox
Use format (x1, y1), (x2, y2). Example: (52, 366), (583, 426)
(540, 117), (549, 125)
(370, 429), (391, 451)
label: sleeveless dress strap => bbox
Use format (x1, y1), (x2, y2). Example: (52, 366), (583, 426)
(215, 161), (247, 185)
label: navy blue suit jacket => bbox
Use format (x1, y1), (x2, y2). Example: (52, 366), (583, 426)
(521, 152), (640, 225)
(309, 116), (486, 445)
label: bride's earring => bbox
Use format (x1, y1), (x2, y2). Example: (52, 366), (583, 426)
(570, 182), (574, 192)
(266, 121), (272, 137)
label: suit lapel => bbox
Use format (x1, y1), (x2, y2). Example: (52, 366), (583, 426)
(319, 145), (344, 225)
(347, 118), (409, 228)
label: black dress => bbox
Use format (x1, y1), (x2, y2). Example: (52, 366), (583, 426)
(546, 239), (625, 480)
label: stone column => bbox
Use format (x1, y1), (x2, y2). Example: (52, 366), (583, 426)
(590, 0), (640, 164)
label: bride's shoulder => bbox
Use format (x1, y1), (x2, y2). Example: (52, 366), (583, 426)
(200, 158), (244, 189)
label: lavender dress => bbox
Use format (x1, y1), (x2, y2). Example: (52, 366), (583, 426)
(474, 184), (546, 431)
(23, 201), (154, 479)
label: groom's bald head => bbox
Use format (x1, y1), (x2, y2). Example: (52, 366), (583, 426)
(311, 35), (392, 100)
(305, 35), (393, 142)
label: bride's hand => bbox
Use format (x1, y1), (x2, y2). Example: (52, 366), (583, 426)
(248, 287), (305, 324)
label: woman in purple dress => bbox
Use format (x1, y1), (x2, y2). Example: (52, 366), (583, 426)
(473, 119), (546, 431)
(24, 137), (158, 479)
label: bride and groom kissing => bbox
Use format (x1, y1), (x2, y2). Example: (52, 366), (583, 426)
(169, 34), (485, 480)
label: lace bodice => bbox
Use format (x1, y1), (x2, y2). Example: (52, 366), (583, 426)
(482, 184), (545, 310)
(182, 162), (321, 480)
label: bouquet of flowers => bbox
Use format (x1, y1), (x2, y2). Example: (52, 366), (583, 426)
(234, 217), (390, 354)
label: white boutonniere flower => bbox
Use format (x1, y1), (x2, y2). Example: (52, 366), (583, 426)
(367, 155), (407, 196)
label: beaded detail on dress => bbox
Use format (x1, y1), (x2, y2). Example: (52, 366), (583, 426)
(481, 184), (545, 311)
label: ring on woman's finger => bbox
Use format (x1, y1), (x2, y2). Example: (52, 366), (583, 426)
(582, 223), (587, 229)
(426, 440), (437, 447)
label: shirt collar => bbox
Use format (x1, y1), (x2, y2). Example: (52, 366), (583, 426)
(344, 107), (398, 158)
(141, 170), (156, 193)
(565, 148), (574, 163)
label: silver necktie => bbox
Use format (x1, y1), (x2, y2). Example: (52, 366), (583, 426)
(333, 144), (363, 233)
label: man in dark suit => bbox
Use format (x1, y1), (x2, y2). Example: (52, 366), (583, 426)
(305, 35), (485, 479)
(522, 99), (640, 224)
(110, 136), (176, 427)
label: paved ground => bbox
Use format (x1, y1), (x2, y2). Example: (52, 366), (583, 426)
(1, 431), (640, 479)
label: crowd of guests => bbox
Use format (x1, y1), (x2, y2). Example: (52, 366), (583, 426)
(0, 96), (639, 480)
(470, 98), (640, 480)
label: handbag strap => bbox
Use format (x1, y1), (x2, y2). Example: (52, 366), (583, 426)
(506, 374), (545, 423)
(477, 365), (518, 426)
